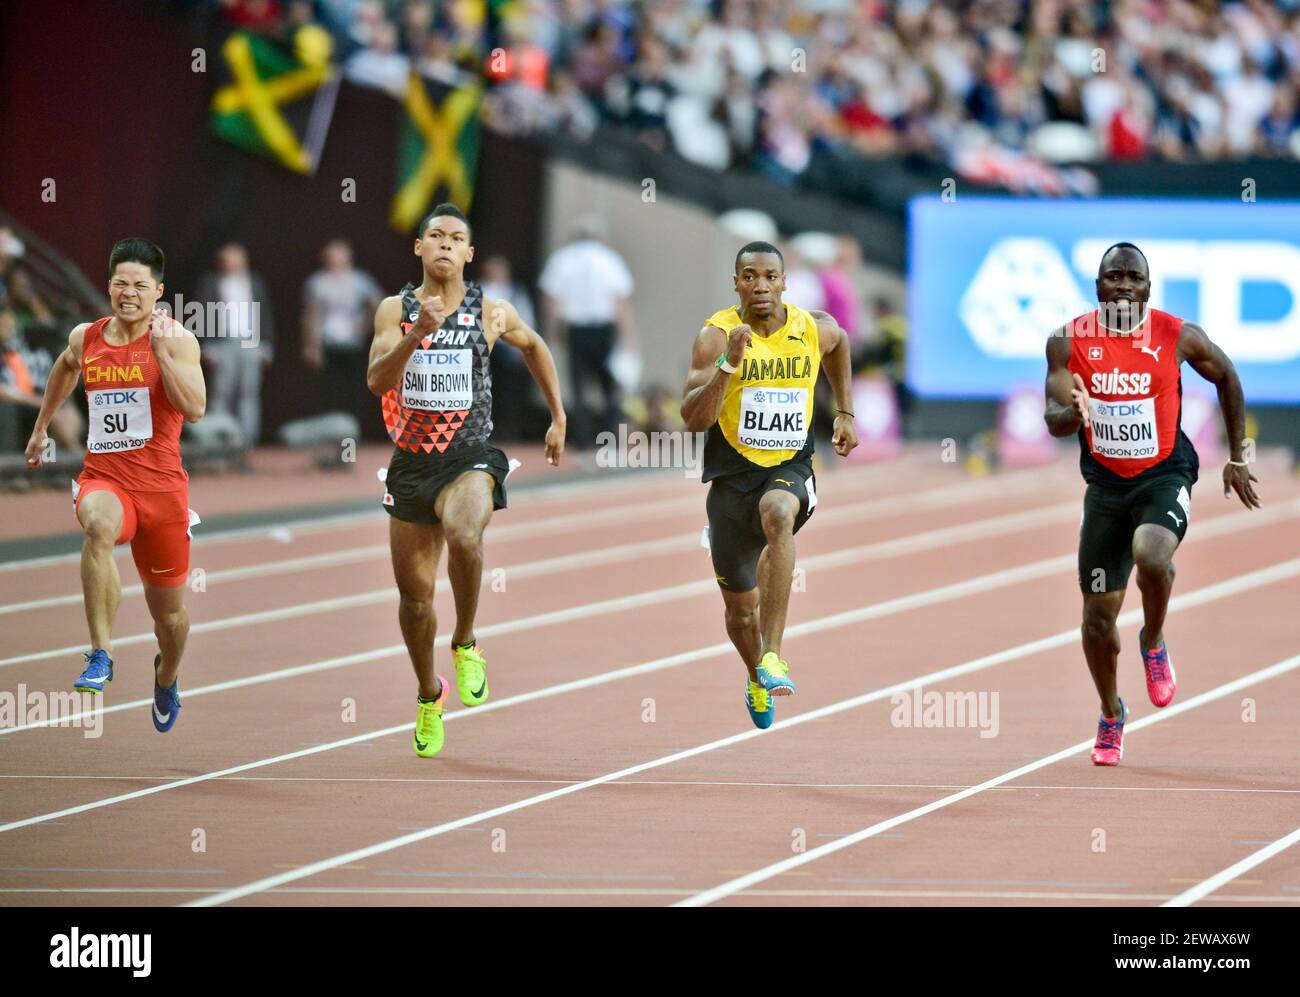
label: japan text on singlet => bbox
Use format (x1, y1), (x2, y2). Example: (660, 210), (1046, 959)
(382, 281), (494, 456)
(80, 317), (187, 491)
(701, 303), (820, 483)
(1065, 306), (1198, 488)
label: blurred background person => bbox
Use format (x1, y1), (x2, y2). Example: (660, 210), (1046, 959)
(301, 238), (383, 437)
(539, 215), (637, 448)
(4, 263), (62, 343)
(195, 242), (275, 446)
(0, 226), (25, 295)
(1, 307), (82, 455)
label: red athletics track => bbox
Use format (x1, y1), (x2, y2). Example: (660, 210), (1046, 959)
(1, 449), (1297, 907)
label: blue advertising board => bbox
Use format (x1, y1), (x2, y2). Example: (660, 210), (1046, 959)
(907, 197), (1300, 403)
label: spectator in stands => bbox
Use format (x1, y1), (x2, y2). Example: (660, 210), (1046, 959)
(479, 253), (540, 440)
(607, 33), (676, 150)
(4, 264), (61, 343)
(1259, 86), (1300, 155)
(1, 308), (82, 455)
(571, 21), (626, 110)
(539, 215), (637, 448)
(399, 0), (435, 59)
(301, 238), (383, 438)
(320, 0), (1300, 180)
(196, 243), (275, 447)
(0, 226), (23, 291)
(345, 18), (410, 97)
(541, 69), (600, 138)
(418, 28), (465, 86)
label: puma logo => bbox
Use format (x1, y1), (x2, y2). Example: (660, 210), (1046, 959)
(1140, 344), (1162, 362)
(1167, 510), (1183, 528)
(774, 478), (794, 486)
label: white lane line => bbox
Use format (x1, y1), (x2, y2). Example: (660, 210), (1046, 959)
(4, 506), (1296, 833)
(2, 503), (1294, 836)
(0, 459), (1054, 614)
(0, 495), (1110, 731)
(0, 487), (703, 612)
(676, 650), (1300, 907)
(6, 774), (1298, 795)
(11, 488), (1291, 672)
(178, 560), (1300, 907)
(0, 490), (1086, 669)
(2, 889), (1300, 904)
(6, 886), (1300, 901)
(0, 463), (712, 574)
(1162, 826), (1300, 907)
(0, 540), (1071, 734)
(0, 455), (941, 577)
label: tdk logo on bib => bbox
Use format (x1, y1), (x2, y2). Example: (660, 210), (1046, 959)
(94, 390), (140, 406)
(411, 351), (464, 367)
(1093, 400), (1147, 418)
(752, 389), (800, 405)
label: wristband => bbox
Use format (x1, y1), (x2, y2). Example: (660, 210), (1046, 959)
(835, 409), (855, 418)
(1226, 459), (1249, 467)
(715, 353), (738, 374)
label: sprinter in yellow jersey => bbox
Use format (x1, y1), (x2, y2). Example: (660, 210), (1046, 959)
(681, 241), (858, 729)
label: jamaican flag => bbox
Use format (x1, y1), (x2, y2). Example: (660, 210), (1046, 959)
(210, 27), (340, 176)
(389, 72), (482, 234)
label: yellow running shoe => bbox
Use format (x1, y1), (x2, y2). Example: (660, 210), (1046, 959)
(413, 674), (449, 758)
(757, 651), (795, 696)
(454, 642), (489, 707)
(745, 678), (774, 729)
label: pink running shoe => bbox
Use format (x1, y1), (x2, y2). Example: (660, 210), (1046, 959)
(1140, 628), (1177, 708)
(1090, 699), (1128, 766)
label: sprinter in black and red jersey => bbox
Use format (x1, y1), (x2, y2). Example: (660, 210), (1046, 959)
(1044, 242), (1260, 766)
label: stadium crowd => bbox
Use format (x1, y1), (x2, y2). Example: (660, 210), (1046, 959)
(217, 0), (1300, 179)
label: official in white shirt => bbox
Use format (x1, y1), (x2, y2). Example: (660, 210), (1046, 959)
(538, 216), (638, 447)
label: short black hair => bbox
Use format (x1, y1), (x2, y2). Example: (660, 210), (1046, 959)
(108, 238), (164, 282)
(735, 241), (784, 274)
(417, 203), (472, 243)
(1099, 241), (1148, 274)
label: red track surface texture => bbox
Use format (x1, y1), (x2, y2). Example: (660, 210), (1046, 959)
(1, 451), (1297, 907)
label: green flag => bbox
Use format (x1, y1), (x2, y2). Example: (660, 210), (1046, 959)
(390, 72), (482, 233)
(211, 27), (339, 175)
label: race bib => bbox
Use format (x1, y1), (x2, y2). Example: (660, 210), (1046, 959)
(401, 349), (472, 411)
(87, 386), (152, 453)
(1088, 396), (1157, 460)
(738, 386), (808, 451)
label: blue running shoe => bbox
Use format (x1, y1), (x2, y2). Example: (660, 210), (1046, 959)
(745, 677), (774, 729)
(757, 651), (796, 696)
(152, 653), (181, 733)
(74, 649), (113, 694)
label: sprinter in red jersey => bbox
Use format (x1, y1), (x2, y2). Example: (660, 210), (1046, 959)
(25, 239), (206, 732)
(1044, 242), (1259, 766)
